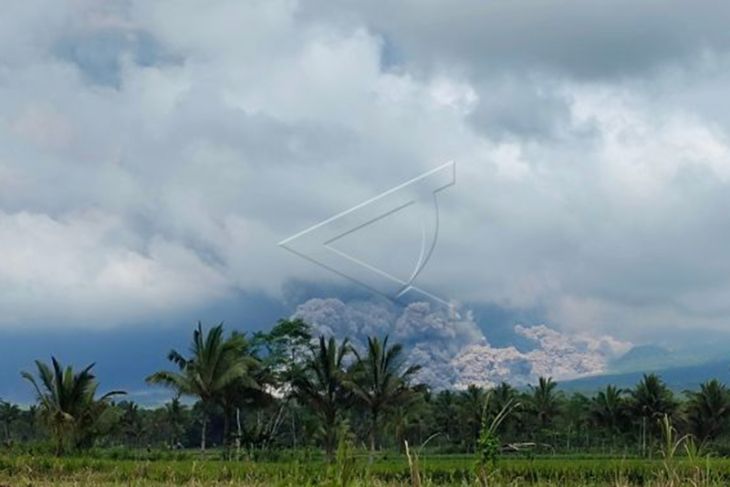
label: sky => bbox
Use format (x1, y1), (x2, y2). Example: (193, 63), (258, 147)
(3, 1), (730, 399)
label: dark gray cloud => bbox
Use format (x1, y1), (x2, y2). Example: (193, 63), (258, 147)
(467, 77), (576, 141)
(300, 0), (730, 79)
(2, 0), (730, 348)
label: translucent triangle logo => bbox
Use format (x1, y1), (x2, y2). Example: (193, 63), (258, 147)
(279, 161), (455, 305)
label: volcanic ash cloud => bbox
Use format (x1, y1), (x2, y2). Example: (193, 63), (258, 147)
(293, 298), (630, 389)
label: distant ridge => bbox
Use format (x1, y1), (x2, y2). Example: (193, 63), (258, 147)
(608, 344), (673, 373)
(560, 359), (730, 393)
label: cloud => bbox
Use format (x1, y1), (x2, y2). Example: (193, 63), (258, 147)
(301, 0), (730, 79)
(0, 210), (230, 328)
(1, 0), (730, 346)
(293, 297), (630, 389)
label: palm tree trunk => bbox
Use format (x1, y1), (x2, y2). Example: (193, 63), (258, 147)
(200, 413), (208, 451)
(223, 409), (231, 458)
(54, 425), (64, 457)
(325, 410), (336, 461)
(368, 408), (378, 463)
(235, 408), (242, 459)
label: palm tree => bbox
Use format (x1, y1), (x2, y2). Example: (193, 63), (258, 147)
(391, 391), (427, 451)
(146, 322), (258, 450)
(488, 382), (521, 438)
(630, 373), (677, 453)
(491, 382), (518, 412)
(218, 333), (266, 454)
(457, 385), (488, 451)
(590, 385), (628, 439)
(685, 379), (730, 443)
(21, 357), (125, 455)
(26, 405), (39, 441)
(432, 390), (459, 444)
(0, 401), (20, 444)
(563, 393), (590, 450)
(291, 336), (351, 460)
(530, 377), (561, 430)
(164, 397), (187, 447)
(119, 401), (144, 446)
(346, 336), (422, 454)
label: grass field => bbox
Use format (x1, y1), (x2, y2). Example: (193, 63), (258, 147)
(0, 451), (728, 486)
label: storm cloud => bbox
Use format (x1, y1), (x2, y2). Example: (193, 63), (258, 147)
(1, 0), (730, 348)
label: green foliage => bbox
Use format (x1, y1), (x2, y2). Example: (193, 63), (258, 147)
(345, 335), (423, 453)
(685, 379), (730, 443)
(475, 392), (520, 485)
(291, 336), (352, 459)
(631, 373), (677, 424)
(14, 316), (730, 486)
(253, 318), (312, 372)
(529, 376), (561, 430)
(9, 453), (730, 485)
(0, 400), (21, 443)
(145, 322), (261, 451)
(328, 421), (359, 487)
(477, 427), (500, 468)
(590, 385), (628, 436)
(20, 357), (125, 455)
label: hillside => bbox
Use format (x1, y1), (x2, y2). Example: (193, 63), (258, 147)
(560, 359), (730, 393)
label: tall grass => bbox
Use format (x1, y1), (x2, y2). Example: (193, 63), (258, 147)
(6, 450), (730, 485)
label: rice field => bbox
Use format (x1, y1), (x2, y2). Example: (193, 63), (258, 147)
(0, 452), (729, 486)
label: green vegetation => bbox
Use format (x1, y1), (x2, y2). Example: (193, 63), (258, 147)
(21, 357), (125, 455)
(4, 319), (730, 485)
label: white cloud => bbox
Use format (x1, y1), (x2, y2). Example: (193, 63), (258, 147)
(0, 210), (230, 328)
(1, 0), (730, 344)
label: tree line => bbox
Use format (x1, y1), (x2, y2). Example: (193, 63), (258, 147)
(3, 319), (730, 458)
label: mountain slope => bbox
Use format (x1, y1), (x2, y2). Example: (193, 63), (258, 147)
(560, 359), (730, 393)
